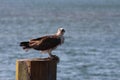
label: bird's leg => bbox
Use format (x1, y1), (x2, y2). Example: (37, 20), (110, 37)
(48, 52), (53, 58)
(48, 52), (59, 62)
(48, 51), (57, 59)
(48, 50), (54, 58)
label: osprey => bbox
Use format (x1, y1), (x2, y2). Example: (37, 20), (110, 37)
(20, 28), (65, 58)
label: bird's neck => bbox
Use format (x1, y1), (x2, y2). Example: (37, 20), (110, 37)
(55, 32), (64, 44)
(55, 32), (63, 37)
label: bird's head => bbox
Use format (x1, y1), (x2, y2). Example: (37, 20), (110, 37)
(56, 28), (65, 36)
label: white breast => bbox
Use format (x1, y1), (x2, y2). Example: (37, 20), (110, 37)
(60, 36), (64, 44)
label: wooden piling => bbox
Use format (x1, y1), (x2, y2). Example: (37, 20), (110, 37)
(16, 56), (59, 80)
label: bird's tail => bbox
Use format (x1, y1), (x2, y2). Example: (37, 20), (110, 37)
(20, 41), (31, 49)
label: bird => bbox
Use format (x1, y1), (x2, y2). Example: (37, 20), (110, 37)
(20, 28), (65, 58)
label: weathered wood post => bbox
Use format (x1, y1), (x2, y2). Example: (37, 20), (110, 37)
(16, 56), (59, 80)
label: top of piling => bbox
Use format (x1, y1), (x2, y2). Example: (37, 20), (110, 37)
(17, 55), (60, 63)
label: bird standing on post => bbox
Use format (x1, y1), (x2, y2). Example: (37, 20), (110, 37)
(20, 28), (65, 58)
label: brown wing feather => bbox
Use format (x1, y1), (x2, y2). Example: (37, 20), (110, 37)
(29, 36), (61, 50)
(30, 36), (48, 41)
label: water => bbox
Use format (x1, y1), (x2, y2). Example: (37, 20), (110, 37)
(0, 0), (120, 80)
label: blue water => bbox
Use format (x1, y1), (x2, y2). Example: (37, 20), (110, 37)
(0, 0), (120, 80)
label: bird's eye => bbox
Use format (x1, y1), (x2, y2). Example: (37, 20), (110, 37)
(62, 29), (65, 32)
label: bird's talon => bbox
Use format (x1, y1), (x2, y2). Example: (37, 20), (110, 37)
(49, 55), (60, 63)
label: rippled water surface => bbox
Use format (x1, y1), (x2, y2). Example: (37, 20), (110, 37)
(0, 0), (120, 80)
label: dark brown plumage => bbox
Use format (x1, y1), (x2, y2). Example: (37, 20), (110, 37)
(20, 36), (61, 50)
(20, 28), (65, 57)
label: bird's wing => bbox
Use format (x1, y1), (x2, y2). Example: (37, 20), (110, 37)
(29, 36), (61, 50)
(30, 36), (48, 41)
